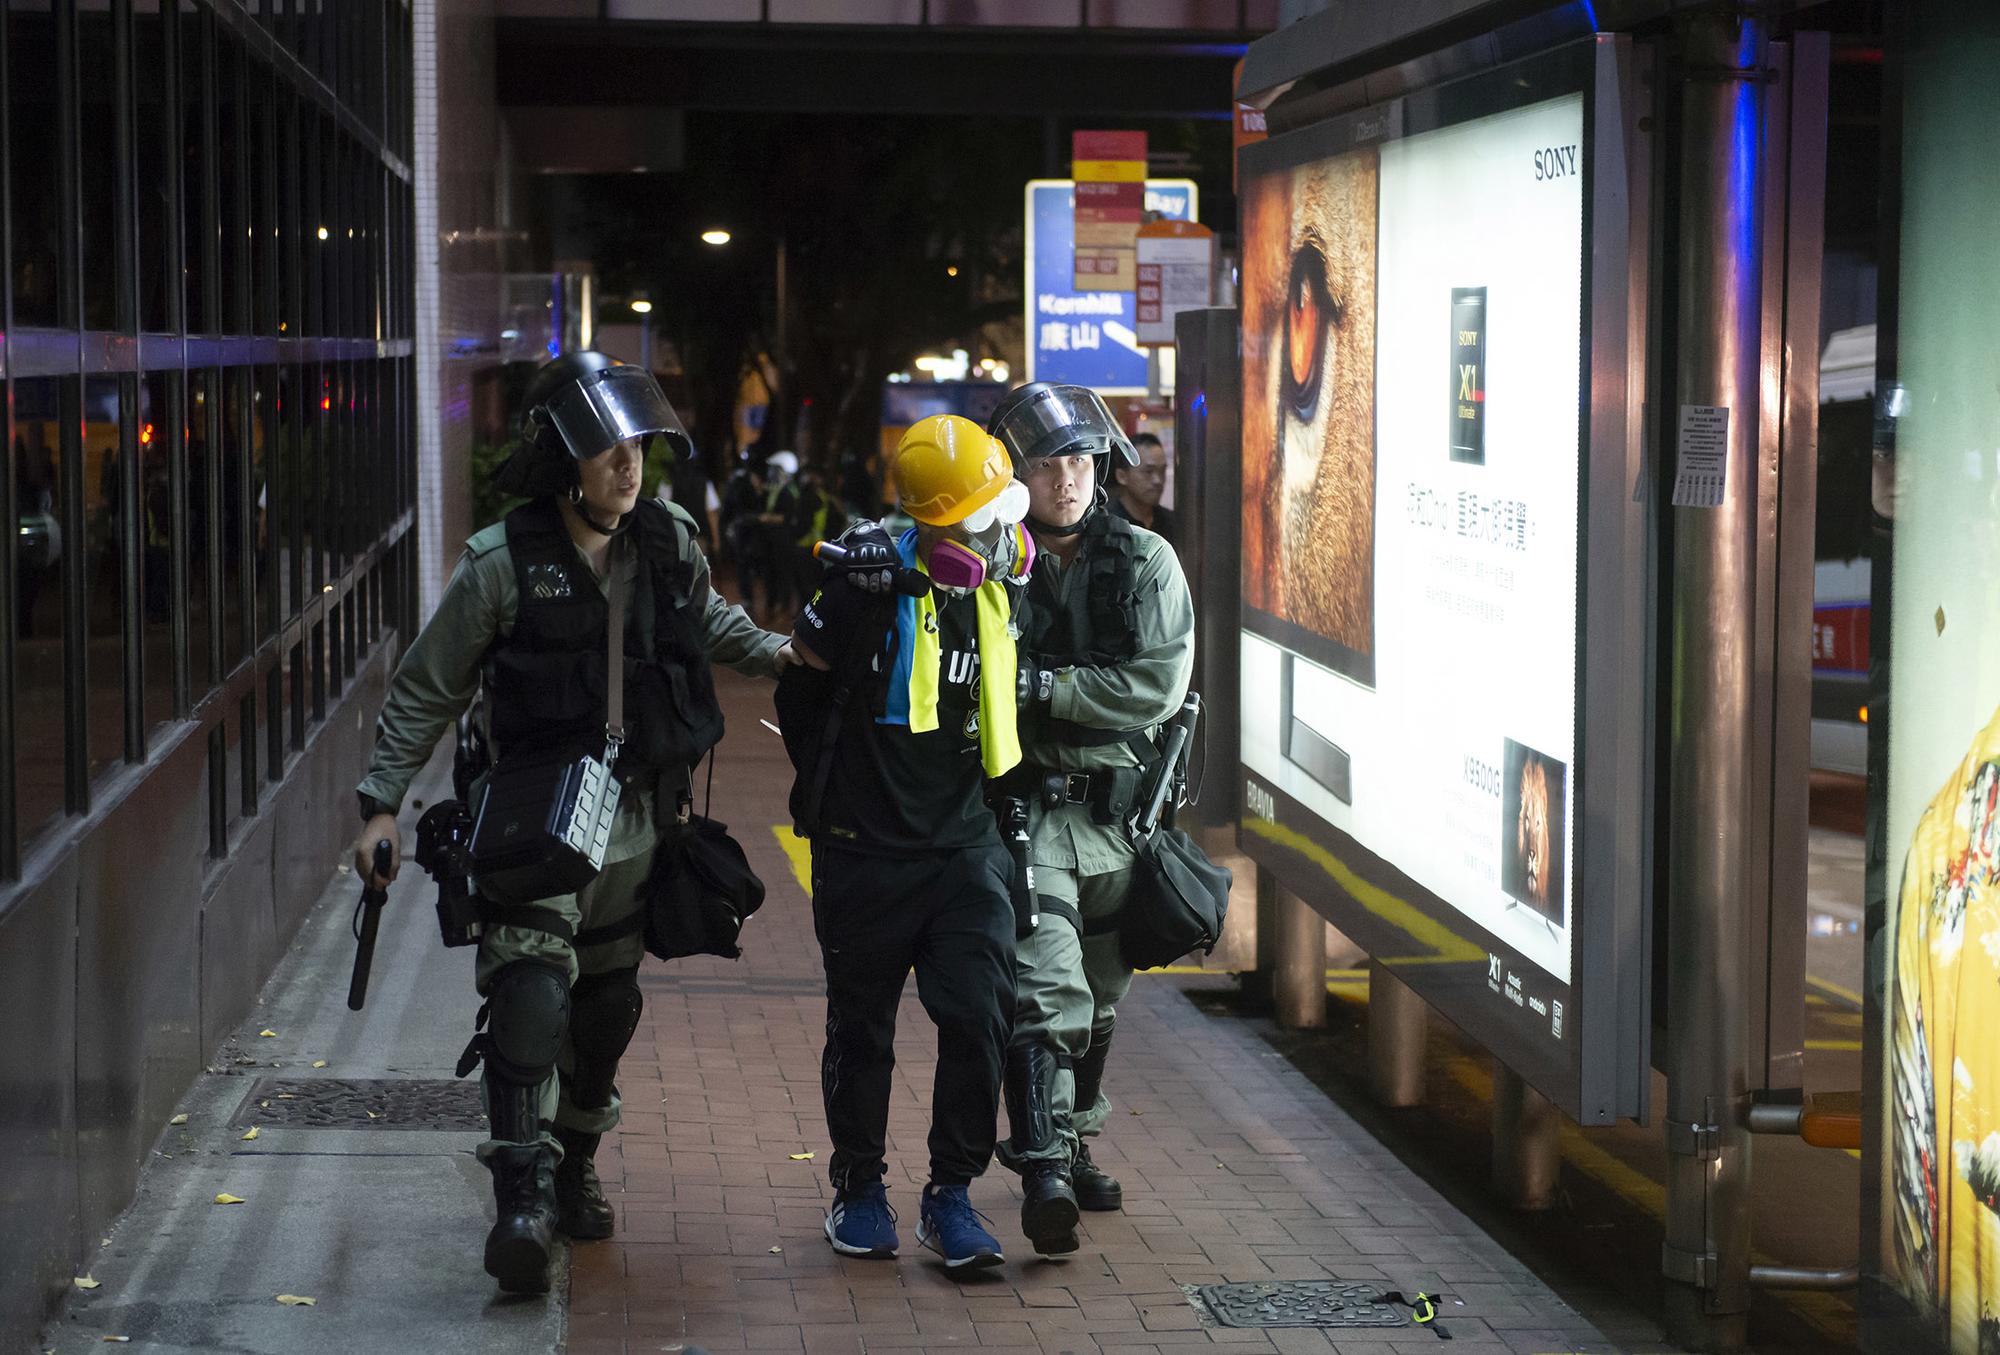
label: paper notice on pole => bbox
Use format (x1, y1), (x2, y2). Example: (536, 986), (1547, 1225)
(1673, 405), (1729, 508)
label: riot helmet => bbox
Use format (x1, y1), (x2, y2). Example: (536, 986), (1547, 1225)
(495, 352), (692, 516)
(986, 381), (1136, 536)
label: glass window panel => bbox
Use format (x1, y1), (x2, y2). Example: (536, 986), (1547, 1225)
(13, 377), (66, 851)
(78, 4), (117, 330)
(219, 369), (250, 670)
(186, 368), (215, 693)
(273, 364), (301, 617)
(139, 372), (175, 740)
(254, 365), (276, 639)
(10, 3), (60, 327)
(278, 88), (299, 335)
(216, 33), (246, 332)
(135, 1), (174, 332)
(180, 6), (209, 333)
(302, 111), (322, 336)
(82, 377), (123, 781)
(249, 61), (275, 334)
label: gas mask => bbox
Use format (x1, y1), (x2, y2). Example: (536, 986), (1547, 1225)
(927, 479), (1034, 593)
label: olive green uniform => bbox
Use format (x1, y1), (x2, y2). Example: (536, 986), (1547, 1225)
(358, 502), (781, 1157)
(1001, 523), (1193, 1170)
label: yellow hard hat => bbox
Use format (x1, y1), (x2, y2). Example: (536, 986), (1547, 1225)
(892, 414), (1013, 526)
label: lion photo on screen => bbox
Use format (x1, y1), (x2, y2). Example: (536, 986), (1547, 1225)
(1240, 146), (1379, 662)
(1517, 757), (1552, 909)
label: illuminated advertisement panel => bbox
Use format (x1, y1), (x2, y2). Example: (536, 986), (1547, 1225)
(1876, 8), (2000, 1350)
(1236, 38), (1651, 1123)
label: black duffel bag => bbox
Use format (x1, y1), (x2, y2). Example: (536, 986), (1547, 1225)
(641, 807), (766, 960)
(1120, 823), (1232, 971)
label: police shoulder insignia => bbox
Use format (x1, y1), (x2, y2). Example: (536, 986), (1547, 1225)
(525, 562), (572, 601)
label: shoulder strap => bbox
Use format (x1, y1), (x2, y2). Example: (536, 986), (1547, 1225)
(605, 546), (628, 754)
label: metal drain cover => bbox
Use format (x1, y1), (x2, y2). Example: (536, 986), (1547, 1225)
(233, 1078), (487, 1131)
(1193, 1281), (1410, 1329)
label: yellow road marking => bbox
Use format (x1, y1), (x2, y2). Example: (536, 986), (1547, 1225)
(772, 826), (812, 896)
(1242, 818), (1485, 963)
(1806, 1039), (1862, 1052)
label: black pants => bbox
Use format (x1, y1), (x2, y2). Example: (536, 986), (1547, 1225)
(811, 839), (1016, 1192)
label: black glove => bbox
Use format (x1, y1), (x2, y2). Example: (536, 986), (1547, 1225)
(829, 520), (901, 596)
(1017, 661), (1056, 710)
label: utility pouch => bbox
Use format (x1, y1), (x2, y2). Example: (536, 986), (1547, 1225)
(414, 800), (483, 947)
(467, 559), (629, 903)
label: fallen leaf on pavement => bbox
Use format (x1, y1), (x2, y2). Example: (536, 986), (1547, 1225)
(168, 1114), (188, 1126)
(787, 1152), (814, 1161)
(311, 1061), (327, 1069)
(214, 1193), (246, 1206)
(101, 1338), (131, 1343)
(259, 1029), (278, 1038)
(275, 1294), (316, 1306)
(241, 1127), (260, 1141)
(769, 1246), (783, 1254)
(74, 1276), (100, 1290)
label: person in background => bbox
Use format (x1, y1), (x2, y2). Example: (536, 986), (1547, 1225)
(1108, 431), (1177, 546)
(756, 450), (804, 622)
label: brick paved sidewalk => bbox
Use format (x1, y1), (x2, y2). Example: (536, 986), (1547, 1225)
(565, 670), (1623, 1355)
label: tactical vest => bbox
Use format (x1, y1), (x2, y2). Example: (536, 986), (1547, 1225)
(485, 497), (725, 781)
(1027, 510), (1146, 747)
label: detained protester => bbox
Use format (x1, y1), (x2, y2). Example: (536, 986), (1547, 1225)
(350, 352), (795, 1294)
(776, 414), (1036, 1270)
(987, 384), (1195, 1256)
(1108, 430), (1178, 546)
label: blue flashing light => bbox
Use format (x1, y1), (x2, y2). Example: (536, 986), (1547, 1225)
(1578, 0), (1601, 31)
(1191, 391), (1208, 418)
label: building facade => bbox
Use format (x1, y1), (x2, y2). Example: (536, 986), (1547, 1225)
(0, 1), (508, 1337)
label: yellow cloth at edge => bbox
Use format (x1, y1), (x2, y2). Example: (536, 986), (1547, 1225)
(904, 559), (1020, 778)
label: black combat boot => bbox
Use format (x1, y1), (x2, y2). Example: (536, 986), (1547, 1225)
(553, 1124), (616, 1240)
(1071, 1028), (1123, 1211)
(484, 1143), (560, 1293)
(1004, 1042), (1080, 1255)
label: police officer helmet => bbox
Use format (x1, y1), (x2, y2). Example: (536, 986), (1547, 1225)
(987, 382), (1134, 535)
(496, 352), (692, 499)
(986, 382), (1138, 472)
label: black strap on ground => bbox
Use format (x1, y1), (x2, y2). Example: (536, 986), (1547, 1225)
(1379, 1291), (1450, 1339)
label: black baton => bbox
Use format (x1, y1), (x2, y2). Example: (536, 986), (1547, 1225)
(346, 839), (394, 1011)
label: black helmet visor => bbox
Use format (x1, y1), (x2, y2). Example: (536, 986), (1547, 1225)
(989, 384), (1137, 468)
(543, 365), (691, 462)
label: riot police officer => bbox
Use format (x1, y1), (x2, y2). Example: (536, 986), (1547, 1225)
(988, 383), (1194, 1256)
(350, 352), (795, 1294)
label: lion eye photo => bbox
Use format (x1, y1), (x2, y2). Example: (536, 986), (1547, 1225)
(1283, 243), (1335, 421)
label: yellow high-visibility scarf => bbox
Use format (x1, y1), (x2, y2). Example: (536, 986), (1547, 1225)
(896, 537), (1021, 778)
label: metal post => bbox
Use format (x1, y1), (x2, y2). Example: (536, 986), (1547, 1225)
(1272, 884), (1325, 1030)
(1492, 1062), (1560, 1211)
(1366, 959), (1426, 1107)
(1663, 11), (1767, 1350)
(1241, 863), (1278, 1007)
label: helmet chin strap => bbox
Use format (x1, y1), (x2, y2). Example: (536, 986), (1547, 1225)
(567, 490), (631, 538)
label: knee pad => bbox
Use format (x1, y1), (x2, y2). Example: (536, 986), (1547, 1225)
(485, 960), (571, 1088)
(567, 966), (643, 1110)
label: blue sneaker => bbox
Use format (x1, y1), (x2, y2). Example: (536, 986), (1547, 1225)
(916, 1182), (1005, 1270)
(824, 1181), (898, 1258)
